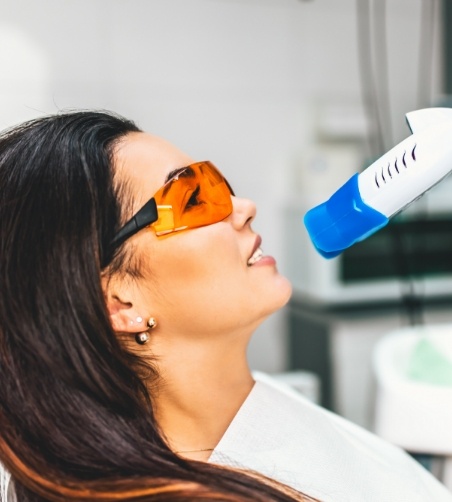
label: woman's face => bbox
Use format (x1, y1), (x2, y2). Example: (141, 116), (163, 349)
(113, 132), (292, 342)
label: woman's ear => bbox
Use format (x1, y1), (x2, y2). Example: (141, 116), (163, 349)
(102, 276), (146, 333)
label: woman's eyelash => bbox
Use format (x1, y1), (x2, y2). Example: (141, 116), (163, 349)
(185, 185), (201, 208)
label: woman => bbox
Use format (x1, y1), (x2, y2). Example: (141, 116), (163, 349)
(0, 111), (450, 502)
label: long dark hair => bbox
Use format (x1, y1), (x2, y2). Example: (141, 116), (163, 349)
(0, 111), (309, 501)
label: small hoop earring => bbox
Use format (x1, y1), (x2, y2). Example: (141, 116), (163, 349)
(147, 317), (157, 330)
(135, 332), (149, 345)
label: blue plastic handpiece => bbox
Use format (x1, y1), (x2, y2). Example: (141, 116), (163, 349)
(303, 174), (389, 259)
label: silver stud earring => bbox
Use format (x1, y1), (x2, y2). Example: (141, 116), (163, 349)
(147, 317), (157, 330)
(134, 317), (157, 345)
(135, 332), (149, 345)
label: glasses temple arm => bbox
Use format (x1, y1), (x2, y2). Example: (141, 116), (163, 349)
(110, 198), (158, 248)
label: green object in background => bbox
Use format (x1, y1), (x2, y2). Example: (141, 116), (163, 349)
(406, 337), (452, 386)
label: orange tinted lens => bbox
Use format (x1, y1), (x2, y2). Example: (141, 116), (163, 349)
(152, 161), (233, 235)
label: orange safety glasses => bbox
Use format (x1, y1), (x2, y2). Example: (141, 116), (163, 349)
(111, 161), (234, 247)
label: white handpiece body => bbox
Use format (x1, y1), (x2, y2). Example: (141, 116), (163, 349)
(304, 108), (452, 258)
(359, 108), (452, 217)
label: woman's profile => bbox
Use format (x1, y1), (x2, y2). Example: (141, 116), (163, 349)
(0, 111), (450, 501)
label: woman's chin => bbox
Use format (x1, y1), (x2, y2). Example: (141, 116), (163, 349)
(262, 275), (293, 318)
(276, 274), (293, 306)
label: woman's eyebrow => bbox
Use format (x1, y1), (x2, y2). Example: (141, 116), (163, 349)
(165, 167), (187, 183)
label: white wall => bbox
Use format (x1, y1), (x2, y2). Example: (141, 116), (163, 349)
(0, 0), (444, 372)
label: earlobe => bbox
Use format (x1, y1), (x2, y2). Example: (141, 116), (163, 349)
(134, 318), (158, 345)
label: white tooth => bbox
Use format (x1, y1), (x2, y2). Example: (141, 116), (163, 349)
(247, 247), (263, 266)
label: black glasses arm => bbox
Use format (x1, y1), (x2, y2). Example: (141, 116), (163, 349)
(111, 198), (158, 248)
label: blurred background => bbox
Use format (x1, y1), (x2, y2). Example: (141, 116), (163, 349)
(1, 0), (452, 451)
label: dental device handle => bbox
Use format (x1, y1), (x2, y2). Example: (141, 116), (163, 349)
(304, 108), (452, 258)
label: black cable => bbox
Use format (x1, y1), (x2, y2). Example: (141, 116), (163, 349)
(388, 221), (424, 326)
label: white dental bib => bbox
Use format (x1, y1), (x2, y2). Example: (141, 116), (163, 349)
(209, 372), (452, 502)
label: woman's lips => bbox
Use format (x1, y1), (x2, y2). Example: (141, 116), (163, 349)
(247, 235), (262, 266)
(249, 254), (276, 267)
(247, 235), (276, 267)
(247, 247), (263, 266)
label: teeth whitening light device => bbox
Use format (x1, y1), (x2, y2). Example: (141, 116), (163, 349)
(304, 108), (452, 259)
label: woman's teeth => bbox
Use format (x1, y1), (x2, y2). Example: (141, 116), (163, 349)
(247, 247), (263, 266)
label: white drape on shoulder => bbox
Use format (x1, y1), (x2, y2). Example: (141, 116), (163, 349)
(0, 464), (13, 502)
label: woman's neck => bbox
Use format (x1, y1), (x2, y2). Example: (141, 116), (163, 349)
(148, 332), (255, 460)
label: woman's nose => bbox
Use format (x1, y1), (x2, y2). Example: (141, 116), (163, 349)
(230, 196), (257, 230)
